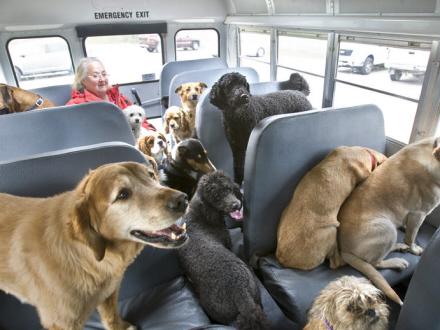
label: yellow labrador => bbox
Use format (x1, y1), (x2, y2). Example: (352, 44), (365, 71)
(338, 137), (440, 305)
(0, 162), (188, 330)
(276, 146), (386, 270)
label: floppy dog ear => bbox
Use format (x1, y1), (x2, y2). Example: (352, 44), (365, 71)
(71, 175), (107, 261)
(163, 116), (170, 134)
(0, 85), (15, 112)
(209, 82), (226, 109)
(433, 138), (440, 161)
(199, 82), (208, 90)
(175, 85), (183, 95)
(137, 137), (148, 154)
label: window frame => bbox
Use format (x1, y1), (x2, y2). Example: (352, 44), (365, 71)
(6, 35), (75, 87)
(174, 28), (220, 60)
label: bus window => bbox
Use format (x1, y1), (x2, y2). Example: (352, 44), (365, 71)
(277, 32), (328, 107)
(239, 29), (271, 81)
(84, 34), (163, 84)
(7, 37), (74, 89)
(334, 37), (431, 143)
(175, 29), (219, 61)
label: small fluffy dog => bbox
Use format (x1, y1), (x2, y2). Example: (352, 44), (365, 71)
(276, 146), (387, 270)
(0, 162), (188, 329)
(210, 72), (312, 184)
(163, 106), (192, 146)
(338, 137), (440, 305)
(175, 82), (208, 131)
(123, 104), (146, 139)
(178, 171), (270, 330)
(137, 131), (170, 168)
(304, 276), (389, 330)
(161, 138), (216, 197)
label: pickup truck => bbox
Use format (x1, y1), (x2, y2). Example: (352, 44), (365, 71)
(338, 43), (389, 75)
(385, 48), (430, 81)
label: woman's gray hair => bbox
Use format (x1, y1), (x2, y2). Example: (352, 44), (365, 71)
(72, 57), (105, 91)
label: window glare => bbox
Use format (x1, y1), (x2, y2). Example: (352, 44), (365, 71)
(85, 34), (163, 84)
(8, 37), (74, 89)
(175, 29), (219, 61)
(239, 32), (271, 82)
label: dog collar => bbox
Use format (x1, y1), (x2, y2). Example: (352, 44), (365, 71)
(365, 149), (378, 171)
(323, 318), (334, 330)
(26, 97), (44, 111)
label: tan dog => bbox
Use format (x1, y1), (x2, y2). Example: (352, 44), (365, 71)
(175, 82), (207, 132)
(338, 137), (440, 305)
(0, 162), (188, 330)
(304, 276), (389, 330)
(163, 106), (192, 144)
(137, 131), (170, 167)
(0, 83), (54, 114)
(276, 146), (387, 270)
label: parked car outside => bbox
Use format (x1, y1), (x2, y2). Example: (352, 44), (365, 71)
(338, 43), (389, 75)
(10, 38), (73, 80)
(385, 48), (430, 81)
(176, 35), (200, 50)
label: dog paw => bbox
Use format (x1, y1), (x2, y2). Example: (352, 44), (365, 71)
(393, 258), (409, 270)
(393, 242), (410, 252)
(410, 244), (424, 255)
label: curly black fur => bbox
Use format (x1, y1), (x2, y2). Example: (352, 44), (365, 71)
(209, 72), (312, 184)
(178, 171), (270, 330)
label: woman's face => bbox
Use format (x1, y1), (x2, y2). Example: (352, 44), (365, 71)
(82, 61), (109, 98)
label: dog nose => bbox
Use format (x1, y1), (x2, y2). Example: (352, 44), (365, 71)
(167, 193), (188, 212)
(135, 119), (140, 123)
(191, 94), (198, 100)
(366, 309), (376, 318)
(232, 201), (241, 210)
(239, 94), (249, 104)
(158, 140), (163, 146)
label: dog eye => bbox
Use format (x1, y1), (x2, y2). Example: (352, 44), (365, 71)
(130, 113), (134, 117)
(116, 188), (131, 201)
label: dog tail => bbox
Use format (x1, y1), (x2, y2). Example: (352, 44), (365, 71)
(288, 72), (310, 96)
(341, 252), (403, 305)
(235, 293), (270, 330)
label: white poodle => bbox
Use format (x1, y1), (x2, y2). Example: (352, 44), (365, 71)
(123, 105), (146, 139)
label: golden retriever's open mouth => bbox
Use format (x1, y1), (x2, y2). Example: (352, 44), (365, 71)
(130, 222), (187, 247)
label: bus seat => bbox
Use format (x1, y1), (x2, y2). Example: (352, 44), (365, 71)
(160, 58), (226, 109)
(395, 227), (440, 330)
(168, 66), (259, 108)
(0, 142), (234, 330)
(0, 102), (135, 162)
(242, 105), (437, 327)
(195, 78), (294, 178)
(30, 84), (72, 106)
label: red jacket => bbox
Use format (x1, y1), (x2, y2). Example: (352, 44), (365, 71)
(66, 86), (156, 131)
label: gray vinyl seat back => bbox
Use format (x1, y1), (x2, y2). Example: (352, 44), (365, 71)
(0, 142), (182, 330)
(30, 84), (72, 106)
(160, 58), (226, 107)
(395, 227), (440, 330)
(195, 77), (299, 178)
(168, 67), (259, 107)
(0, 102), (135, 162)
(243, 105), (386, 260)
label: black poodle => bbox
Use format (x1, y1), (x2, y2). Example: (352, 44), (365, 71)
(209, 72), (312, 184)
(177, 171), (270, 330)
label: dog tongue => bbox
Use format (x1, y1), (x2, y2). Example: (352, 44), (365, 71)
(229, 209), (243, 221)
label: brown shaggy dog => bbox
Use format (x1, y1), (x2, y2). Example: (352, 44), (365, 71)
(304, 276), (389, 330)
(0, 83), (54, 114)
(163, 106), (192, 144)
(175, 82), (207, 132)
(0, 162), (188, 330)
(276, 146), (387, 270)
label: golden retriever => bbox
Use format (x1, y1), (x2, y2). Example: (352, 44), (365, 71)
(0, 162), (188, 330)
(0, 83), (54, 114)
(276, 146), (387, 270)
(163, 106), (192, 144)
(175, 82), (207, 131)
(338, 137), (440, 305)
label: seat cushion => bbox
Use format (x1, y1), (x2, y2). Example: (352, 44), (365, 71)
(85, 276), (226, 330)
(258, 223), (437, 327)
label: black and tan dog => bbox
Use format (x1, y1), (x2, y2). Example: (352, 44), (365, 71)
(0, 83), (54, 115)
(160, 138), (216, 197)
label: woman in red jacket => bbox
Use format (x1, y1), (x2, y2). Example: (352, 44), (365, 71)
(66, 57), (156, 130)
